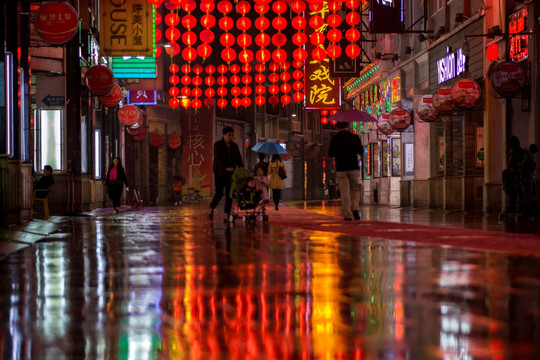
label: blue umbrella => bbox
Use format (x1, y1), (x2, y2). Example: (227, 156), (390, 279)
(251, 141), (287, 155)
(328, 109), (377, 123)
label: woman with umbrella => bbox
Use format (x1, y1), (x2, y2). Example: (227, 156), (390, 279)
(268, 154), (286, 210)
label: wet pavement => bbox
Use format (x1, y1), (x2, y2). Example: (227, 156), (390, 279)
(1, 202), (540, 359)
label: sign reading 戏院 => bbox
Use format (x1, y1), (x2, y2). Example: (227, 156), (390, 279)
(99, 0), (154, 56)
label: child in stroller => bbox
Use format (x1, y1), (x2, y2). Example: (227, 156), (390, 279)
(230, 168), (268, 223)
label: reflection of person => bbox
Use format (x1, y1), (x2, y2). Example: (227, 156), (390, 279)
(328, 121), (364, 221)
(253, 166), (270, 201)
(503, 136), (525, 214)
(520, 144), (538, 215)
(34, 165), (55, 192)
(106, 157), (129, 214)
(268, 154), (285, 210)
(253, 152), (268, 176)
(209, 126), (244, 220)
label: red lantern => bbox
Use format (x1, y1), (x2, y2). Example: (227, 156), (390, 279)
(204, 98), (215, 108)
(290, 0), (306, 13)
(230, 75), (241, 85)
(150, 133), (165, 147)
(169, 97), (180, 109)
(327, 0), (341, 11)
(269, 73), (279, 83)
(217, 76), (228, 85)
(217, 0), (233, 14)
(169, 86), (180, 97)
(181, 14), (197, 29)
(269, 85), (279, 95)
(182, 47), (197, 62)
(232, 98), (241, 108)
(346, 44), (361, 58)
(201, 14), (216, 28)
(205, 88), (215, 98)
(221, 48), (237, 63)
(346, 28), (360, 42)
(181, 31), (197, 46)
(309, 3), (324, 12)
(165, 41), (180, 56)
(181, 64), (191, 74)
(217, 98), (227, 108)
(321, 117), (328, 124)
(192, 76), (203, 87)
(321, 110), (329, 116)
(330, 110), (338, 115)
(327, 29), (343, 42)
(205, 64), (216, 75)
(217, 64), (228, 74)
(346, 0), (361, 9)
(217, 87), (228, 96)
(327, 14), (342, 28)
(192, 64), (203, 75)
(181, 0), (196, 12)
(242, 97), (251, 107)
(155, 47), (162, 58)
(272, 49), (287, 63)
(310, 32), (325, 46)
(281, 83), (292, 93)
(293, 70), (303, 80)
(292, 16), (307, 30)
(241, 86), (252, 96)
(272, 33), (287, 47)
(255, 17), (270, 31)
(169, 75), (180, 85)
(255, 95), (266, 106)
(272, 17), (288, 31)
(269, 96), (279, 106)
(309, 15), (324, 29)
(280, 72), (291, 82)
(255, 63), (265, 73)
(218, 16), (234, 31)
(241, 75), (253, 85)
(330, 120), (337, 125)
(236, 17), (252, 31)
(327, 45), (342, 59)
(168, 135), (182, 149)
(255, 33), (271, 47)
(154, 12), (162, 25)
(255, 74), (266, 84)
(269, 62), (280, 72)
(169, 64), (179, 73)
(293, 48), (308, 62)
(236, 0), (251, 14)
(346, 12), (361, 26)
(256, 49), (271, 63)
(254, 4), (270, 14)
(281, 95), (291, 105)
(200, 29), (215, 43)
(200, 0), (215, 13)
(192, 99), (202, 109)
(205, 76), (216, 86)
(292, 60), (303, 68)
(293, 81), (303, 91)
(197, 43), (212, 59)
(238, 50), (254, 63)
(242, 63), (253, 73)
(293, 92), (304, 103)
(181, 98), (191, 108)
(292, 32), (308, 46)
(99, 83), (123, 107)
(255, 85), (266, 94)
(165, 13), (180, 27)
(312, 47), (327, 62)
(155, 29), (162, 42)
(231, 86), (242, 97)
(220, 33), (236, 47)
(181, 75), (191, 85)
(237, 33), (253, 47)
(181, 86), (191, 97)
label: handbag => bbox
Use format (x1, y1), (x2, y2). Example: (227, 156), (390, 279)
(278, 166), (287, 180)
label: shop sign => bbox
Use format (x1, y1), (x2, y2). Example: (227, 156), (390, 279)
(133, 128), (147, 141)
(432, 87), (456, 114)
(389, 108), (411, 132)
(377, 113), (394, 135)
(369, 0), (404, 34)
(168, 135), (181, 149)
(281, 149), (291, 161)
(451, 79), (482, 109)
(415, 95), (439, 122)
(127, 126), (143, 136)
(508, 7), (528, 62)
(150, 133), (164, 147)
(127, 90), (157, 105)
(100, 0), (154, 56)
(304, 7), (340, 110)
(437, 47), (467, 84)
(129, 113), (143, 129)
(85, 65), (115, 95)
(491, 61), (526, 97)
(34, 2), (79, 45)
(117, 104), (139, 126)
(98, 83), (123, 107)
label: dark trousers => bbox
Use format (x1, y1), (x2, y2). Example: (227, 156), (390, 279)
(108, 184), (123, 209)
(210, 173), (233, 214)
(272, 189), (281, 207)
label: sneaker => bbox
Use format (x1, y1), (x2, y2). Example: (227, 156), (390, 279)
(352, 210), (360, 220)
(275, 205), (279, 211)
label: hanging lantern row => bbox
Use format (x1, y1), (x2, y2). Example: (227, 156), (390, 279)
(320, 109), (338, 125)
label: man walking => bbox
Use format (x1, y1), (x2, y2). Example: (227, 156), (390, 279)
(209, 126), (244, 220)
(328, 121), (364, 221)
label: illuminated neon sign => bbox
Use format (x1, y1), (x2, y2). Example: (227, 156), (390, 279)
(436, 47), (467, 84)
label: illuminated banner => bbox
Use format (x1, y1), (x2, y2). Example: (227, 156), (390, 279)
(436, 47), (467, 84)
(304, 5), (340, 110)
(111, 56), (157, 78)
(182, 107), (214, 197)
(99, 0), (154, 56)
(508, 7), (528, 62)
(369, 0), (404, 34)
(127, 90), (157, 105)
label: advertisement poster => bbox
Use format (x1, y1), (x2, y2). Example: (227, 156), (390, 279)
(476, 127), (485, 167)
(438, 136), (445, 172)
(364, 144), (371, 180)
(373, 142), (380, 178)
(391, 138), (401, 176)
(182, 106), (214, 197)
(405, 143), (414, 175)
(382, 139), (389, 177)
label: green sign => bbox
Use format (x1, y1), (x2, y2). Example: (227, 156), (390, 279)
(111, 56), (157, 79)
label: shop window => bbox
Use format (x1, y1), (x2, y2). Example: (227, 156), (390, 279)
(94, 130), (101, 179)
(34, 109), (64, 172)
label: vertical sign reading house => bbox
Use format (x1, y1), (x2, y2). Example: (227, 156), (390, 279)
(100, 0), (154, 56)
(304, 3), (340, 110)
(182, 106), (214, 197)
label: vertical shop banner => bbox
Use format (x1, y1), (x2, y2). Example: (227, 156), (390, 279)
(182, 106), (214, 196)
(100, 0), (154, 56)
(304, 6), (340, 110)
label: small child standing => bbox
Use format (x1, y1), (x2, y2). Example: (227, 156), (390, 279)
(253, 166), (269, 201)
(173, 176), (184, 205)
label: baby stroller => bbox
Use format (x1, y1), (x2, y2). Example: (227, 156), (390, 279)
(230, 168), (268, 224)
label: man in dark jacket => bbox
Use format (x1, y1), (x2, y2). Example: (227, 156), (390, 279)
(209, 126), (244, 220)
(328, 121), (364, 221)
(33, 165), (55, 195)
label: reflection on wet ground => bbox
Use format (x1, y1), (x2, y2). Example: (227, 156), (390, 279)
(1, 204), (540, 359)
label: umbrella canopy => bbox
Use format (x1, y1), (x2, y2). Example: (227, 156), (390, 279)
(328, 109), (377, 123)
(251, 141), (287, 155)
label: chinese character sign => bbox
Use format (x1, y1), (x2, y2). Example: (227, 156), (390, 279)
(304, 4), (340, 110)
(182, 106), (214, 196)
(100, 0), (154, 56)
